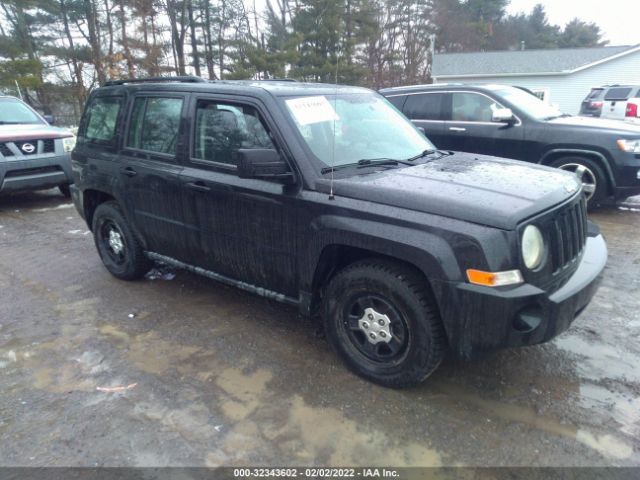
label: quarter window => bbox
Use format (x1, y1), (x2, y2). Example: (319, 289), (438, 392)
(451, 92), (501, 122)
(127, 97), (183, 155)
(193, 100), (274, 165)
(83, 96), (122, 143)
(403, 93), (444, 120)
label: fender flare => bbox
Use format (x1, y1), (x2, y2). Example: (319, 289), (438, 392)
(539, 148), (616, 191)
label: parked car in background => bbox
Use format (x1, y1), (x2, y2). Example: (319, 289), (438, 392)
(624, 97), (640, 125)
(599, 85), (640, 122)
(70, 77), (607, 388)
(0, 95), (76, 197)
(579, 87), (606, 117)
(380, 84), (640, 209)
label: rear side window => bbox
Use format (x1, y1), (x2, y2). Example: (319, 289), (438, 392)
(127, 97), (184, 155)
(386, 95), (407, 111)
(604, 87), (633, 101)
(82, 96), (123, 143)
(403, 93), (444, 120)
(193, 100), (274, 166)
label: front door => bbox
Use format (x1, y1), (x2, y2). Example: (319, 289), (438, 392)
(119, 94), (188, 260)
(179, 96), (298, 296)
(444, 91), (524, 160)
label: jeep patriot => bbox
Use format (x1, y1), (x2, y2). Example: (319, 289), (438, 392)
(70, 77), (607, 387)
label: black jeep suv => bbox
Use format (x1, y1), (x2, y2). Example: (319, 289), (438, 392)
(380, 84), (640, 208)
(70, 77), (607, 387)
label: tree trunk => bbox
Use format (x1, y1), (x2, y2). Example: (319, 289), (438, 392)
(118, 0), (135, 77)
(188, 0), (201, 76)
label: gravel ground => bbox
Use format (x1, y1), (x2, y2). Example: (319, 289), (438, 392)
(0, 190), (639, 467)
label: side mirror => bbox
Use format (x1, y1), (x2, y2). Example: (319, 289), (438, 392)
(492, 107), (515, 124)
(43, 114), (55, 125)
(237, 149), (295, 184)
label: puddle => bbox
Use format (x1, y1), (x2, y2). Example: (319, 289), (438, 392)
(554, 336), (640, 383)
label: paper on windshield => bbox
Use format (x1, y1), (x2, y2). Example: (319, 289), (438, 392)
(285, 96), (339, 126)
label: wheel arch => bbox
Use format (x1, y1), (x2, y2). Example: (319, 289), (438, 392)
(539, 148), (615, 195)
(83, 189), (116, 230)
(305, 240), (454, 319)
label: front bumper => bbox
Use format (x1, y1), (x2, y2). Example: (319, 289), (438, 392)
(434, 233), (607, 359)
(0, 153), (73, 193)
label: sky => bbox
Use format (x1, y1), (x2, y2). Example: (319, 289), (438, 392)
(506, 0), (640, 46)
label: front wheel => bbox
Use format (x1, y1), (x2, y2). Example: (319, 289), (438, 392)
(322, 259), (447, 388)
(92, 201), (152, 280)
(59, 184), (71, 198)
(549, 157), (607, 210)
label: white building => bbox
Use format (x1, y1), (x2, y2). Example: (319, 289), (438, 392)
(432, 45), (640, 114)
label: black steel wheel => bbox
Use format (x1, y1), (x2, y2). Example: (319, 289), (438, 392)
(323, 259), (447, 388)
(92, 201), (152, 280)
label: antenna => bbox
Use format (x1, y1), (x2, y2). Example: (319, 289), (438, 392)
(329, 49), (339, 201)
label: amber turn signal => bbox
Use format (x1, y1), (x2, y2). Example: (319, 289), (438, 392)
(466, 269), (524, 287)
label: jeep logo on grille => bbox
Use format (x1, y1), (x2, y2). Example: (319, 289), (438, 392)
(21, 142), (36, 154)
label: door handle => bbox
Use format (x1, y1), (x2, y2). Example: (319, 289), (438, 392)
(449, 127), (467, 132)
(186, 181), (212, 193)
(121, 167), (137, 177)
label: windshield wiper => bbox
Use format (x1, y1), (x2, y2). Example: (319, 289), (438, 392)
(321, 157), (413, 174)
(404, 149), (453, 162)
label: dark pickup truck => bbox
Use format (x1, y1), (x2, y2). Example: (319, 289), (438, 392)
(70, 77), (607, 387)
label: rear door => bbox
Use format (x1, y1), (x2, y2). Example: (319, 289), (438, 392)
(601, 87), (634, 120)
(443, 91), (524, 159)
(400, 92), (447, 148)
(119, 93), (189, 260)
(74, 95), (126, 198)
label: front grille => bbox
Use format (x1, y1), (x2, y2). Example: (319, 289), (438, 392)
(0, 143), (12, 157)
(549, 197), (588, 273)
(42, 138), (55, 153)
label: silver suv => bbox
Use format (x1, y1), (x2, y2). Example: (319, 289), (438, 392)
(0, 95), (75, 197)
(599, 85), (640, 121)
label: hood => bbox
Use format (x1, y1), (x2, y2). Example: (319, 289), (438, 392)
(318, 153), (581, 230)
(0, 124), (74, 142)
(547, 115), (640, 134)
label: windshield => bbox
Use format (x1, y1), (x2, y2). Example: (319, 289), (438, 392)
(493, 86), (564, 120)
(0, 98), (44, 124)
(283, 93), (435, 167)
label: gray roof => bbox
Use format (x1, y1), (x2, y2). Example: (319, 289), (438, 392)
(433, 45), (639, 77)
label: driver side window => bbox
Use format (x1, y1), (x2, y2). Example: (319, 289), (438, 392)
(193, 100), (274, 165)
(127, 97), (184, 155)
(452, 92), (501, 123)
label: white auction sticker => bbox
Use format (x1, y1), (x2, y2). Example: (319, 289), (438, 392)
(285, 96), (339, 126)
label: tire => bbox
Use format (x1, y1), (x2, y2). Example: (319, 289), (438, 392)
(549, 156), (607, 210)
(59, 184), (71, 198)
(92, 201), (152, 280)
(322, 259), (447, 388)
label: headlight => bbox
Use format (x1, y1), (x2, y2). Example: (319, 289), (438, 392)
(617, 139), (640, 153)
(63, 136), (77, 152)
(522, 225), (545, 270)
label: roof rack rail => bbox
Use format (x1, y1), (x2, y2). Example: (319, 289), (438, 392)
(259, 78), (298, 82)
(103, 76), (207, 87)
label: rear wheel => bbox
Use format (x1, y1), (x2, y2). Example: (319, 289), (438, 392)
(322, 259), (446, 388)
(549, 156), (607, 209)
(92, 201), (151, 280)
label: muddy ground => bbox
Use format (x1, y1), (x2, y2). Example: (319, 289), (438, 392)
(0, 190), (639, 468)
